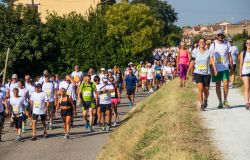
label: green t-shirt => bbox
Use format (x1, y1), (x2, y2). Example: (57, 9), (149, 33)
(80, 82), (96, 102)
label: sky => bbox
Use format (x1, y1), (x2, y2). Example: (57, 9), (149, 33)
(163, 0), (250, 26)
(119, 0), (250, 26)
(2, 0), (250, 27)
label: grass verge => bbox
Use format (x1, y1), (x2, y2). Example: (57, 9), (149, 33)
(98, 79), (220, 160)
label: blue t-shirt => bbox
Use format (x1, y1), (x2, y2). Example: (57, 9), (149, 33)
(154, 65), (162, 75)
(125, 74), (137, 90)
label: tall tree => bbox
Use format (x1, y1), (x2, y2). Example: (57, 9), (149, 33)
(105, 2), (161, 64)
(132, 0), (181, 45)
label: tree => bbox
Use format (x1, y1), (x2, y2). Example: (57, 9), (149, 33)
(132, 0), (178, 37)
(104, 2), (161, 64)
(0, 4), (57, 77)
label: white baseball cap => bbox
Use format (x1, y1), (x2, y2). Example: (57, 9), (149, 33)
(216, 29), (224, 35)
(12, 74), (18, 79)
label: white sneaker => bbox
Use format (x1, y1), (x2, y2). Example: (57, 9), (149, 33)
(149, 88), (154, 93)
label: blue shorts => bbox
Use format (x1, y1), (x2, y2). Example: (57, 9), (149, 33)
(155, 74), (162, 80)
(100, 104), (111, 112)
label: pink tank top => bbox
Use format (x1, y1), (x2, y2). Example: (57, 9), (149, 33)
(178, 49), (189, 65)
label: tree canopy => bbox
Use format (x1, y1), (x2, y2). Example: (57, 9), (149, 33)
(0, 1), (180, 77)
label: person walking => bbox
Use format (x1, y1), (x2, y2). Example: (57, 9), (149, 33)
(124, 68), (137, 107)
(177, 42), (190, 87)
(30, 84), (49, 141)
(228, 38), (239, 88)
(8, 88), (25, 141)
(187, 38), (217, 111)
(239, 37), (250, 109)
(56, 88), (76, 139)
(77, 75), (97, 132)
(209, 29), (234, 109)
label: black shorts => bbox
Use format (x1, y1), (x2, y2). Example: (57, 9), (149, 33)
(194, 73), (211, 87)
(242, 73), (250, 77)
(127, 88), (135, 95)
(0, 112), (5, 127)
(229, 64), (236, 73)
(100, 104), (111, 112)
(61, 109), (72, 117)
(32, 114), (46, 121)
(13, 115), (23, 129)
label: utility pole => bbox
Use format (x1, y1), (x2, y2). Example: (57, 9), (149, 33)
(31, 0), (35, 8)
(2, 48), (10, 85)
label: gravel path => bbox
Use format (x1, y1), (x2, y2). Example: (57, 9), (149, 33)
(0, 92), (149, 160)
(201, 83), (250, 160)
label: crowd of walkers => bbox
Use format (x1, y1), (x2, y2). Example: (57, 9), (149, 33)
(184, 30), (250, 111)
(1, 28), (249, 142)
(0, 57), (177, 142)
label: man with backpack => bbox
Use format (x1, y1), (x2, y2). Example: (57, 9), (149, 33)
(77, 75), (97, 132)
(209, 29), (234, 109)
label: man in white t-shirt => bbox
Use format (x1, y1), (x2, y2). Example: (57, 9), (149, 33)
(228, 38), (239, 88)
(42, 74), (56, 130)
(96, 77), (114, 131)
(6, 74), (19, 99)
(38, 70), (49, 84)
(24, 75), (35, 123)
(30, 83), (49, 141)
(146, 63), (154, 93)
(71, 65), (83, 82)
(209, 29), (233, 109)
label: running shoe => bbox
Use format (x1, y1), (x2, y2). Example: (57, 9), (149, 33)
(84, 122), (89, 129)
(106, 125), (111, 131)
(49, 124), (53, 130)
(128, 102), (132, 108)
(223, 100), (231, 109)
(200, 104), (205, 111)
(217, 102), (223, 109)
(245, 103), (250, 110)
(22, 126), (26, 133)
(31, 135), (36, 141)
(113, 122), (117, 127)
(102, 126), (106, 131)
(43, 131), (48, 138)
(15, 136), (21, 142)
(64, 134), (69, 139)
(204, 99), (208, 109)
(89, 126), (93, 132)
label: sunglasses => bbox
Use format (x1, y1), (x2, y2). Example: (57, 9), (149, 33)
(217, 34), (224, 37)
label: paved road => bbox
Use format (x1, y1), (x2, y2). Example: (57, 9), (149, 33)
(0, 92), (149, 160)
(201, 83), (250, 160)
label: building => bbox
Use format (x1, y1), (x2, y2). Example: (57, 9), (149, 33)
(15, 0), (115, 22)
(182, 20), (250, 44)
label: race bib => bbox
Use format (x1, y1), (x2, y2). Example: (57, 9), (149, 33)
(111, 91), (116, 97)
(66, 91), (71, 96)
(34, 101), (41, 108)
(100, 94), (108, 101)
(83, 91), (92, 97)
(197, 65), (207, 73)
(13, 105), (19, 113)
(45, 90), (52, 96)
(215, 57), (225, 64)
(245, 62), (250, 69)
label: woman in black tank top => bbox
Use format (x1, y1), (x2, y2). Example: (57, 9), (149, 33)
(56, 88), (76, 139)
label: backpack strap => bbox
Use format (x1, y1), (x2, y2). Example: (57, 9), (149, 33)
(243, 50), (247, 64)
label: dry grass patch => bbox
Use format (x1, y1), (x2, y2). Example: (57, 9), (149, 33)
(98, 79), (220, 160)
